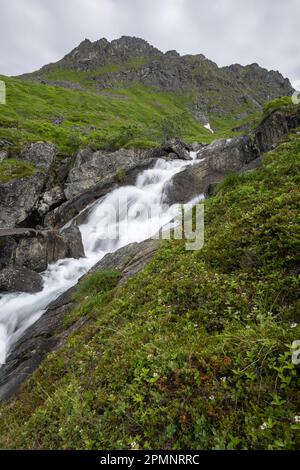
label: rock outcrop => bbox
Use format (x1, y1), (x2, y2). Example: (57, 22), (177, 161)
(0, 238), (159, 401)
(21, 36), (293, 119)
(165, 106), (300, 203)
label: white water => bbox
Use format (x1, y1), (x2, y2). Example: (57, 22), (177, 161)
(0, 154), (200, 365)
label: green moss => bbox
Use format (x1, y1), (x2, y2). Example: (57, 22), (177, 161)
(0, 131), (299, 451)
(0, 159), (36, 183)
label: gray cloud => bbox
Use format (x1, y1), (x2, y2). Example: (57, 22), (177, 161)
(0, 0), (299, 82)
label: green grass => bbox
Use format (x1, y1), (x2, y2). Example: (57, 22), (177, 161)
(0, 130), (299, 450)
(0, 75), (259, 155)
(0, 158), (36, 183)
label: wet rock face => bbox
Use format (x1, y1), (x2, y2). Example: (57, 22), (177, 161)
(0, 227), (84, 274)
(0, 267), (43, 294)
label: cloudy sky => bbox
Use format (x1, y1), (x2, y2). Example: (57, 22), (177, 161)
(0, 0), (299, 83)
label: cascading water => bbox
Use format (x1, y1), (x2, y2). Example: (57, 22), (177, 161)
(0, 154), (201, 365)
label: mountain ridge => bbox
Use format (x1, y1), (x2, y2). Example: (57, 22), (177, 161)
(20, 36), (293, 122)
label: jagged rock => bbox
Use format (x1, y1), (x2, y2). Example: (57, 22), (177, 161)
(61, 225), (85, 259)
(45, 157), (157, 228)
(19, 142), (56, 171)
(0, 267), (43, 293)
(0, 227), (84, 273)
(64, 147), (156, 200)
(196, 135), (258, 171)
(161, 138), (192, 160)
(0, 238), (159, 401)
(0, 172), (46, 229)
(20, 36), (293, 120)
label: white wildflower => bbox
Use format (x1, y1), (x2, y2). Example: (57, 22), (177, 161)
(294, 416), (300, 423)
(290, 323), (298, 329)
(260, 422), (267, 430)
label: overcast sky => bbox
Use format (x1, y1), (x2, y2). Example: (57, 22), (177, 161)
(0, 0), (299, 84)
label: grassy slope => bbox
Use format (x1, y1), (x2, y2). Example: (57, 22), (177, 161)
(0, 74), (259, 157)
(0, 128), (299, 450)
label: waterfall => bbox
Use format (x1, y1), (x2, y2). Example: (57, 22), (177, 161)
(0, 154), (200, 364)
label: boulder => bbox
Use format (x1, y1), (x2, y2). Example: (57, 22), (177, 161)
(0, 267), (43, 293)
(19, 142), (56, 171)
(61, 225), (85, 259)
(45, 158), (156, 228)
(64, 147), (156, 200)
(0, 227), (84, 273)
(161, 138), (192, 160)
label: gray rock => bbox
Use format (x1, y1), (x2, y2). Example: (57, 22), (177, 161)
(0, 172), (46, 229)
(61, 225), (85, 259)
(0, 227), (84, 273)
(0, 151), (8, 162)
(162, 138), (192, 160)
(0, 267), (43, 293)
(20, 142), (56, 171)
(196, 135), (258, 171)
(0, 238), (159, 401)
(64, 147), (155, 200)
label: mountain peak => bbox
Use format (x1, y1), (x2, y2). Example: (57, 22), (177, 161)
(60, 35), (162, 70)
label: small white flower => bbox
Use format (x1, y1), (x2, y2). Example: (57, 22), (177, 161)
(260, 422), (267, 430)
(209, 395), (215, 401)
(153, 372), (159, 378)
(194, 323), (198, 328)
(130, 441), (137, 449)
(220, 377), (227, 383)
(290, 323), (298, 329)
(294, 416), (300, 423)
